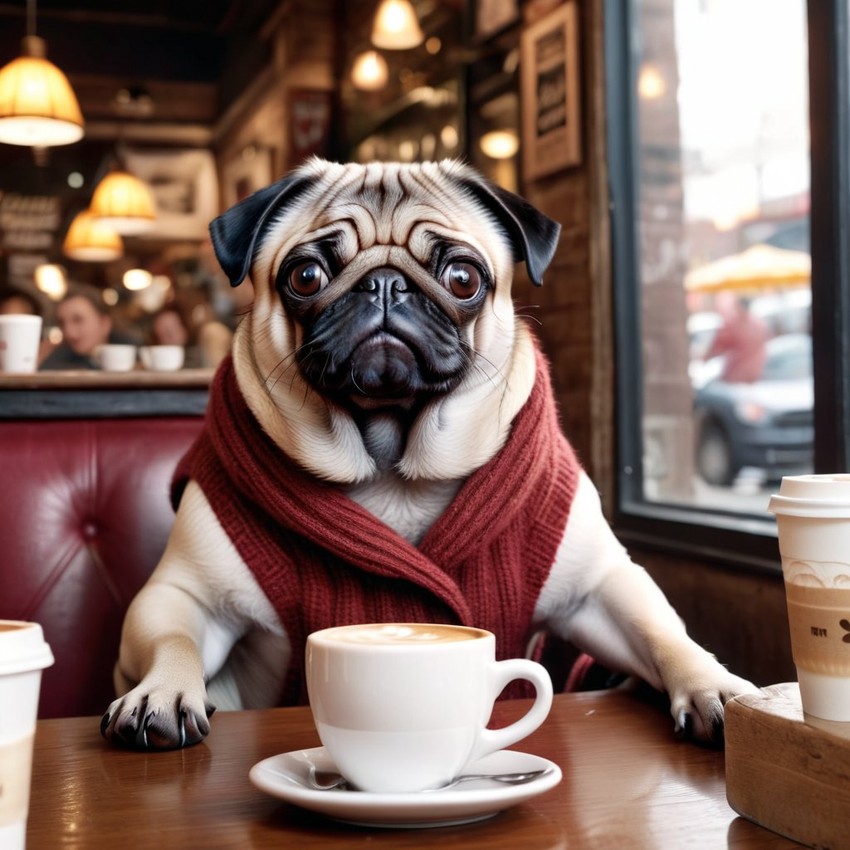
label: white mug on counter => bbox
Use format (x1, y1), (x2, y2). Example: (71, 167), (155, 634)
(139, 345), (184, 371)
(93, 344), (137, 372)
(305, 623), (554, 793)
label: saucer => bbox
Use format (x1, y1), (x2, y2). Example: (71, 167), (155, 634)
(249, 746), (561, 828)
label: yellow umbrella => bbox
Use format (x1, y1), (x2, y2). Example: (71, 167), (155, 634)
(684, 244), (810, 293)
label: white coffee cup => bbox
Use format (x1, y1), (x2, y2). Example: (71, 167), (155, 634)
(769, 474), (850, 721)
(0, 621), (54, 850)
(0, 315), (42, 373)
(305, 623), (554, 793)
(139, 345), (184, 371)
(93, 344), (137, 372)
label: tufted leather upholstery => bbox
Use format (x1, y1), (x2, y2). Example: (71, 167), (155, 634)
(0, 417), (203, 718)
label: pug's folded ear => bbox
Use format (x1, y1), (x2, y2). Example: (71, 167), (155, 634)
(455, 175), (561, 286)
(209, 174), (312, 287)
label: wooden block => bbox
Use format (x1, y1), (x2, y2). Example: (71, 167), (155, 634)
(726, 682), (850, 849)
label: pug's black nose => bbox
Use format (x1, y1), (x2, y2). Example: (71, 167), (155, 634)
(355, 267), (411, 308)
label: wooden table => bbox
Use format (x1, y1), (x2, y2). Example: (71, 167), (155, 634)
(26, 690), (805, 849)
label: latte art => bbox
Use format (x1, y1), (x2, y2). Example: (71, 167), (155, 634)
(323, 624), (484, 645)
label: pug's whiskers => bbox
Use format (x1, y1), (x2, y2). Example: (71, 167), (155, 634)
(264, 349), (301, 393)
(458, 342), (505, 390)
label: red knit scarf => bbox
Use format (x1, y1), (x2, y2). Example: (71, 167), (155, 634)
(173, 338), (581, 704)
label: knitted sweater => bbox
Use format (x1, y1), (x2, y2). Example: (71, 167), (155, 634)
(172, 343), (581, 705)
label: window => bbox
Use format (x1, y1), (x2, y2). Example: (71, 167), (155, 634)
(607, 0), (850, 566)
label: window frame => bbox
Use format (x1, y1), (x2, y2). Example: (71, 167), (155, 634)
(605, 0), (850, 572)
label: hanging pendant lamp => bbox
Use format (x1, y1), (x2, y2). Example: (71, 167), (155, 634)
(371, 0), (424, 50)
(351, 50), (389, 90)
(89, 169), (157, 235)
(63, 209), (123, 262)
(0, 0), (84, 146)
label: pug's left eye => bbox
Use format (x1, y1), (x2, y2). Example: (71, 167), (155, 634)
(441, 262), (482, 300)
(288, 261), (328, 297)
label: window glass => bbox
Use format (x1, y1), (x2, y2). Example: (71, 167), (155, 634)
(632, 0), (810, 512)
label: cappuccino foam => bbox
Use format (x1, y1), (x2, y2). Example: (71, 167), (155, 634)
(322, 624), (484, 645)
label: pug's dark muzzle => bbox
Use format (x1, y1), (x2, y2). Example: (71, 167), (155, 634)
(296, 266), (469, 406)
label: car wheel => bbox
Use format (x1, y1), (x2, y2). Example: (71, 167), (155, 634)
(697, 421), (739, 487)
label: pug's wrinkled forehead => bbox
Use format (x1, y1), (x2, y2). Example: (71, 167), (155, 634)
(210, 159), (561, 311)
(261, 161), (520, 313)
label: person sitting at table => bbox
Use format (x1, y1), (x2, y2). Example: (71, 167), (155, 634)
(0, 285), (42, 318)
(149, 297), (232, 369)
(40, 285), (137, 371)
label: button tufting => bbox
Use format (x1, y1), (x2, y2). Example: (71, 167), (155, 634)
(82, 521), (98, 540)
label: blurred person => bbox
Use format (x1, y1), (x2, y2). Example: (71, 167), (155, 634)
(149, 296), (232, 369)
(40, 285), (137, 371)
(0, 286), (42, 317)
(703, 296), (768, 383)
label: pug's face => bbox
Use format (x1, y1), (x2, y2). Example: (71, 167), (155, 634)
(211, 159), (560, 417)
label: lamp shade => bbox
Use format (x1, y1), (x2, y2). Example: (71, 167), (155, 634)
(371, 0), (424, 50)
(0, 36), (84, 146)
(351, 50), (389, 90)
(62, 209), (123, 262)
(89, 170), (156, 235)
(480, 130), (519, 160)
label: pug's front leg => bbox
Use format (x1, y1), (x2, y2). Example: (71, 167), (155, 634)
(542, 473), (758, 745)
(566, 564), (758, 746)
(101, 583), (223, 750)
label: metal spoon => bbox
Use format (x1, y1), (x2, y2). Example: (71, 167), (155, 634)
(307, 766), (551, 792)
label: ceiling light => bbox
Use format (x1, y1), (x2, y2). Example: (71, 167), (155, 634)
(480, 130), (519, 160)
(34, 263), (67, 299)
(90, 170), (156, 234)
(351, 50), (389, 91)
(0, 0), (84, 147)
(122, 268), (152, 291)
(62, 209), (123, 262)
(371, 0), (424, 50)
(440, 123), (459, 151)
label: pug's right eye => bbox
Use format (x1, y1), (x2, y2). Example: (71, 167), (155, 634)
(288, 261), (328, 296)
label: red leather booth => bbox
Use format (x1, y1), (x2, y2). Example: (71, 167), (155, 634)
(0, 416), (203, 718)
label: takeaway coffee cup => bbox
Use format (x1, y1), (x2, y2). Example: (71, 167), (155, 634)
(769, 474), (850, 721)
(0, 621), (54, 850)
(0, 315), (42, 374)
(93, 344), (137, 372)
(139, 345), (184, 371)
(305, 623), (553, 793)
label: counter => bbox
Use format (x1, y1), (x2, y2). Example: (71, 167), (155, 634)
(0, 369), (214, 418)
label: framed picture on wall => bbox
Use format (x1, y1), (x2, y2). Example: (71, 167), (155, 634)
(123, 148), (218, 240)
(519, 1), (582, 180)
(474, 0), (520, 42)
(288, 89), (333, 168)
(221, 145), (274, 209)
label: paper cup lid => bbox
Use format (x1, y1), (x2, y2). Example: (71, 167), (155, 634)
(769, 474), (850, 517)
(0, 621), (54, 675)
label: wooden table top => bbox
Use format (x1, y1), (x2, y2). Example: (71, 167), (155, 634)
(26, 689), (805, 849)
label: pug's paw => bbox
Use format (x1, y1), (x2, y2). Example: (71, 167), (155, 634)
(667, 667), (758, 748)
(101, 679), (215, 751)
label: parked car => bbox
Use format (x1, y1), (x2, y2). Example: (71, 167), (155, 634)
(693, 333), (813, 486)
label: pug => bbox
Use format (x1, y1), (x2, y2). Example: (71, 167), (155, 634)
(101, 158), (756, 751)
